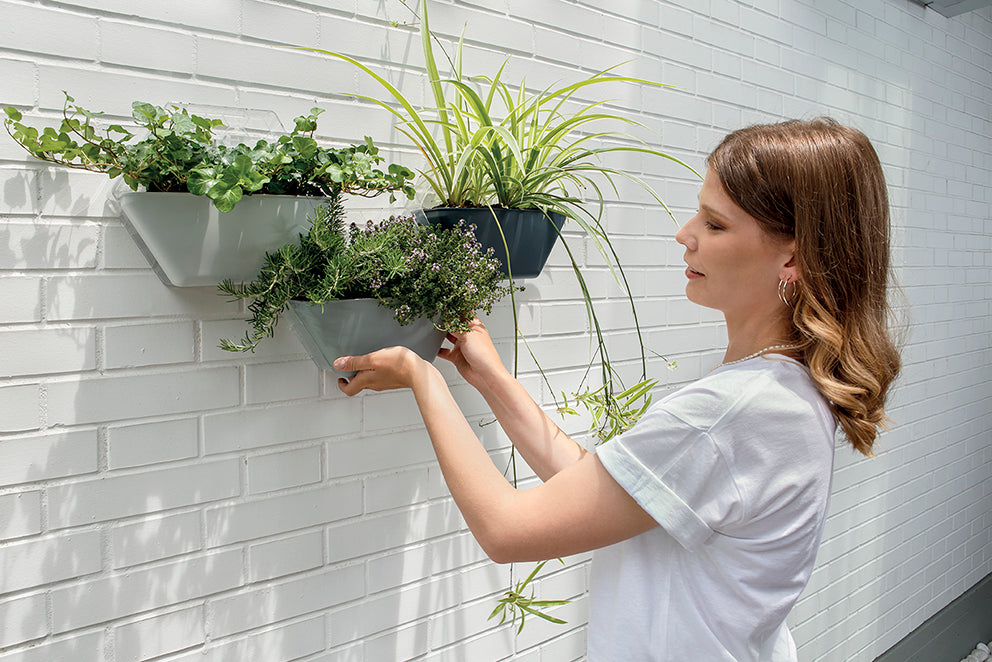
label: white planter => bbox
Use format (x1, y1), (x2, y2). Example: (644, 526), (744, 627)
(118, 192), (328, 287)
(283, 298), (446, 377)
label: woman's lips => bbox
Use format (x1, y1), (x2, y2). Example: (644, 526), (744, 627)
(685, 266), (704, 279)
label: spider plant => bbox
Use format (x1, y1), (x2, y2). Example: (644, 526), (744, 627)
(305, 0), (699, 441)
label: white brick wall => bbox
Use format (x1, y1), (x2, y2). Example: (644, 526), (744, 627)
(0, 1), (989, 660)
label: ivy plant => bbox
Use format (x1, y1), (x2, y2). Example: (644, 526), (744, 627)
(3, 92), (416, 212)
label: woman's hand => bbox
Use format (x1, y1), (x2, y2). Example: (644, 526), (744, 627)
(437, 318), (507, 389)
(334, 346), (430, 396)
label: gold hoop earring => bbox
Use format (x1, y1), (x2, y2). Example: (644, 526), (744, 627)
(778, 278), (798, 307)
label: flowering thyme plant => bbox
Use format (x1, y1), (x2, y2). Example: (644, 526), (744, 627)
(218, 193), (513, 352)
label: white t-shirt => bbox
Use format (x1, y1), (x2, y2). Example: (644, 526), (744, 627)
(590, 356), (835, 662)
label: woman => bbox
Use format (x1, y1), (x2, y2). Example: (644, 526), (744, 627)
(333, 118), (901, 661)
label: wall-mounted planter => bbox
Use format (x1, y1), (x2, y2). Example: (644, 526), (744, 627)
(421, 207), (566, 279)
(283, 298), (446, 377)
(118, 192), (327, 287)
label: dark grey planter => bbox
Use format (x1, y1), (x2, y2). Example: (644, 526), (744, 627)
(283, 298), (446, 377)
(118, 192), (326, 287)
(421, 207), (566, 279)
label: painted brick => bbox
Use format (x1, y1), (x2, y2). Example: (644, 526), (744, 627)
(35, 66), (237, 117)
(40, 0), (243, 34)
(0, 277), (42, 324)
(204, 482), (362, 548)
(196, 35), (353, 96)
(47, 274), (239, 322)
(0, 428), (99, 487)
(245, 359), (320, 404)
(0, 593), (47, 648)
(103, 322), (196, 369)
(107, 418), (198, 470)
(113, 605), (205, 662)
(50, 549), (243, 633)
(0, 490), (42, 539)
(0, 169), (39, 215)
(0, 631), (104, 662)
(326, 500), (466, 563)
(203, 399), (360, 454)
(37, 169), (119, 219)
(243, 0), (320, 45)
(362, 622), (429, 661)
(0, 384), (40, 433)
(0, 57), (37, 108)
(246, 445), (322, 494)
(364, 466), (432, 513)
(178, 615), (325, 662)
(366, 533), (488, 593)
(110, 510), (203, 569)
(47, 458), (241, 529)
(325, 428), (436, 478)
(99, 20), (196, 74)
(0, 530), (103, 594)
(0, 221), (98, 269)
(46, 368), (240, 426)
(202, 318), (308, 363)
(247, 529), (324, 582)
(0, 1), (99, 60)
(0, 326), (97, 377)
(102, 223), (149, 269)
(209, 564), (364, 637)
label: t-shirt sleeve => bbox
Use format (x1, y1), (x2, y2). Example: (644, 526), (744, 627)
(596, 397), (744, 550)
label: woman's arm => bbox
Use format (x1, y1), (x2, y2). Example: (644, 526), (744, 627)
(335, 347), (657, 563)
(435, 319), (586, 481)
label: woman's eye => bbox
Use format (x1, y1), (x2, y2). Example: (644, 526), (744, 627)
(705, 221), (724, 231)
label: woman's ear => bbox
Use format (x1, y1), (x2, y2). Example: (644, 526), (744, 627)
(780, 244), (800, 283)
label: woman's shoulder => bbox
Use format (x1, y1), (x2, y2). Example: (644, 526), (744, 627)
(649, 357), (833, 444)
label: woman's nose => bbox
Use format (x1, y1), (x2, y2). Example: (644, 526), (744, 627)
(675, 216), (695, 250)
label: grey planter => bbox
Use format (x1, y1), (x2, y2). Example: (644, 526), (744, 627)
(421, 207), (566, 279)
(283, 298), (446, 377)
(118, 192), (327, 287)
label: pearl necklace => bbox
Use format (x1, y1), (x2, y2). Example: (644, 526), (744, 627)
(716, 344), (801, 369)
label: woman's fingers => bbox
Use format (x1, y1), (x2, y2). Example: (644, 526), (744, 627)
(334, 346), (421, 396)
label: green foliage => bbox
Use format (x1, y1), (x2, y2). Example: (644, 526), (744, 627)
(3, 92), (416, 212)
(218, 193), (513, 352)
(488, 560), (569, 634)
(558, 378), (658, 444)
(310, 3), (698, 216)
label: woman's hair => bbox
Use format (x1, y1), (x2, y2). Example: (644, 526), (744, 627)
(707, 118), (901, 456)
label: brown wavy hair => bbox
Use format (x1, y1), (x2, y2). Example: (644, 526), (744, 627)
(708, 118), (901, 456)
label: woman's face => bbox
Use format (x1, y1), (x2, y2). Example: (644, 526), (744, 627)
(675, 169), (795, 321)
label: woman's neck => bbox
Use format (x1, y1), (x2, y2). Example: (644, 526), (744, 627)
(722, 311), (796, 364)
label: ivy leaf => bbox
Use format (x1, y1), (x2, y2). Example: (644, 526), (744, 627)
(187, 165), (222, 196)
(291, 135), (318, 160)
(293, 114), (317, 133)
(207, 180), (243, 212)
(325, 163), (345, 183)
(3, 106), (22, 121)
(107, 124), (133, 137)
(170, 111), (198, 135)
(228, 154), (270, 192)
(131, 101), (158, 123)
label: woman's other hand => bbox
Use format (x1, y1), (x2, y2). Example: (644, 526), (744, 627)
(437, 318), (506, 388)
